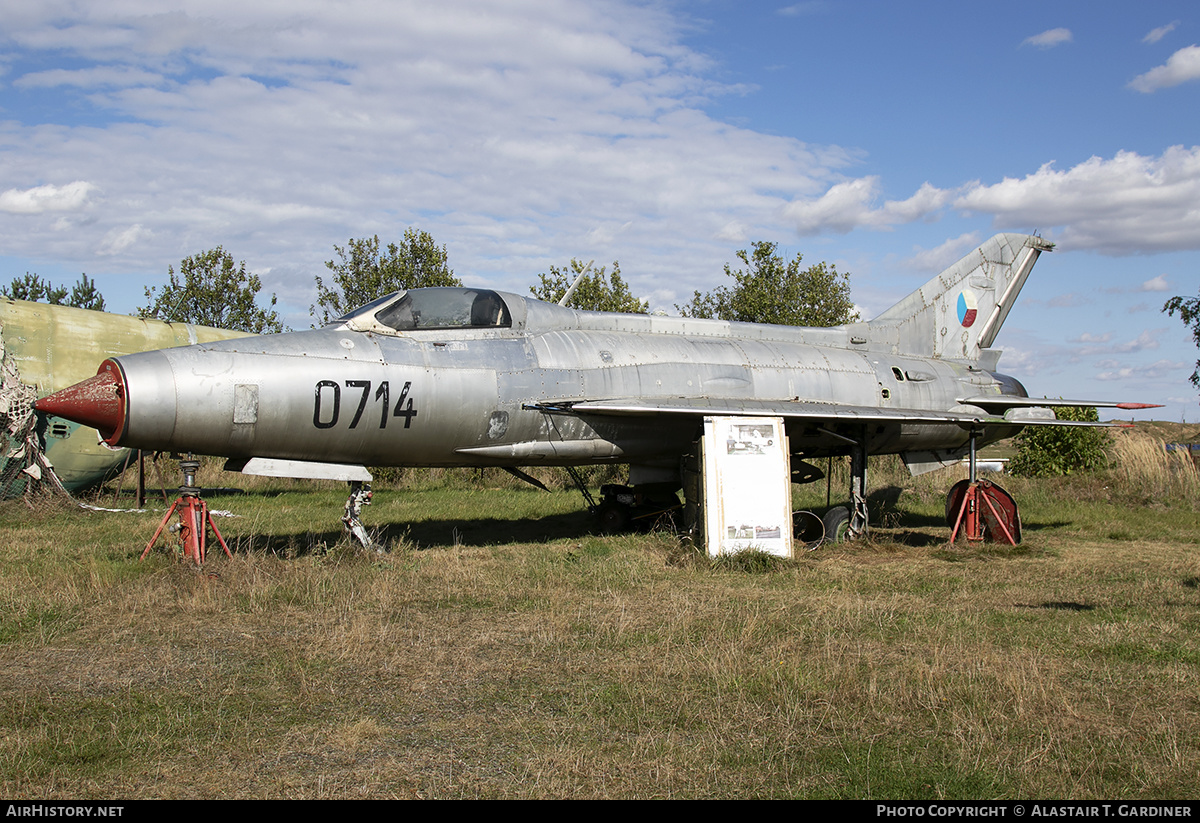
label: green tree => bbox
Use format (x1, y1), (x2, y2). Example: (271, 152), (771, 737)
(2, 272), (104, 310)
(314, 230), (461, 324)
(677, 241), (858, 327)
(1007, 406), (1109, 477)
(2, 273), (67, 304)
(530, 259), (648, 314)
(1164, 293), (1200, 391)
(67, 274), (106, 312)
(140, 247), (283, 333)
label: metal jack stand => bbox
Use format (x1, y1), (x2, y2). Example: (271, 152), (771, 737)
(142, 457), (233, 564)
(947, 430), (1021, 545)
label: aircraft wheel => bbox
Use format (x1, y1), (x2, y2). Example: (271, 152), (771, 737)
(822, 506), (851, 544)
(597, 500), (631, 534)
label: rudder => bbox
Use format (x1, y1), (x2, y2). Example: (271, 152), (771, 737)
(868, 233), (1053, 362)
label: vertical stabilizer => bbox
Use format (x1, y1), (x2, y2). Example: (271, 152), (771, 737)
(868, 233), (1053, 361)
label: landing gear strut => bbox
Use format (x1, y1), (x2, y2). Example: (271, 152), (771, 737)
(848, 435), (868, 540)
(342, 480), (377, 550)
(818, 425), (869, 544)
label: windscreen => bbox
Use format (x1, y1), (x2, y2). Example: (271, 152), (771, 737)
(373, 288), (511, 331)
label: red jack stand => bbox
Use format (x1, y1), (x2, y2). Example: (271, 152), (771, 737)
(141, 458), (233, 565)
(948, 479), (1021, 544)
(946, 431), (1021, 545)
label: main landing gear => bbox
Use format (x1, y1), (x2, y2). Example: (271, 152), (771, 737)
(582, 425), (1022, 547)
(814, 426), (870, 545)
(596, 483), (683, 533)
(559, 466), (682, 534)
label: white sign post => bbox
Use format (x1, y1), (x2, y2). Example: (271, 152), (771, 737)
(701, 416), (793, 558)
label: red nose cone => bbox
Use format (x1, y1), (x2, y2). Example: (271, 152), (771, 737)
(33, 362), (126, 443)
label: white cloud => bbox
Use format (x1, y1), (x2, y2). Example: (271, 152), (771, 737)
(990, 345), (1043, 377)
(784, 178), (881, 235)
(954, 147), (1200, 253)
(1145, 358), (1187, 377)
(770, 146), (1200, 256)
(97, 224), (151, 256)
(1113, 329), (1163, 353)
(902, 232), (980, 273)
(0, 1), (856, 313)
(584, 220), (633, 246)
(880, 183), (952, 223)
(1073, 329), (1162, 357)
(1022, 28), (1073, 49)
(1140, 275), (1169, 292)
(714, 220), (747, 243)
(13, 66), (164, 89)
(1129, 44), (1200, 92)
(783, 178), (952, 235)
(0, 181), (95, 214)
(1098, 358), (1184, 381)
(1143, 21), (1180, 45)
(777, 2), (828, 17)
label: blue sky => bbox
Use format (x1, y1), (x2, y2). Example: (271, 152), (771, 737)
(1, 0), (1198, 420)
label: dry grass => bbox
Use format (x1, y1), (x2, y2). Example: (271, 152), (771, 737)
(2, 464), (1199, 799)
(1108, 429), (1200, 502)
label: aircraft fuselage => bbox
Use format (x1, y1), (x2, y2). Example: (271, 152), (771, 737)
(91, 289), (1014, 473)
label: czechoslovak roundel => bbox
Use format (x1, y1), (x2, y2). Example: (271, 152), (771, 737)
(957, 290), (977, 328)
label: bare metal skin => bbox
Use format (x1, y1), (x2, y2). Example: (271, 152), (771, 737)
(35, 234), (1154, 541)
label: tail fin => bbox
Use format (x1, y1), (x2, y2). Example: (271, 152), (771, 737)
(868, 233), (1053, 362)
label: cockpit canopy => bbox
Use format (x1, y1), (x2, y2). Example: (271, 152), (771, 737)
(341, 288), (513, 332)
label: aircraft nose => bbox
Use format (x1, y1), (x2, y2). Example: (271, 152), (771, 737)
(33, 360), (126, 443)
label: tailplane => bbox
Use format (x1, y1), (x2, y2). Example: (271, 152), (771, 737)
(868, 233), (1053, 362)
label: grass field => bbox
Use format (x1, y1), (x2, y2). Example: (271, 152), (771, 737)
(1, 434), (1198, 799)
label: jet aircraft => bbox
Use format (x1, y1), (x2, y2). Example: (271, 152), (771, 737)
(33, 234), (1153, 544)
